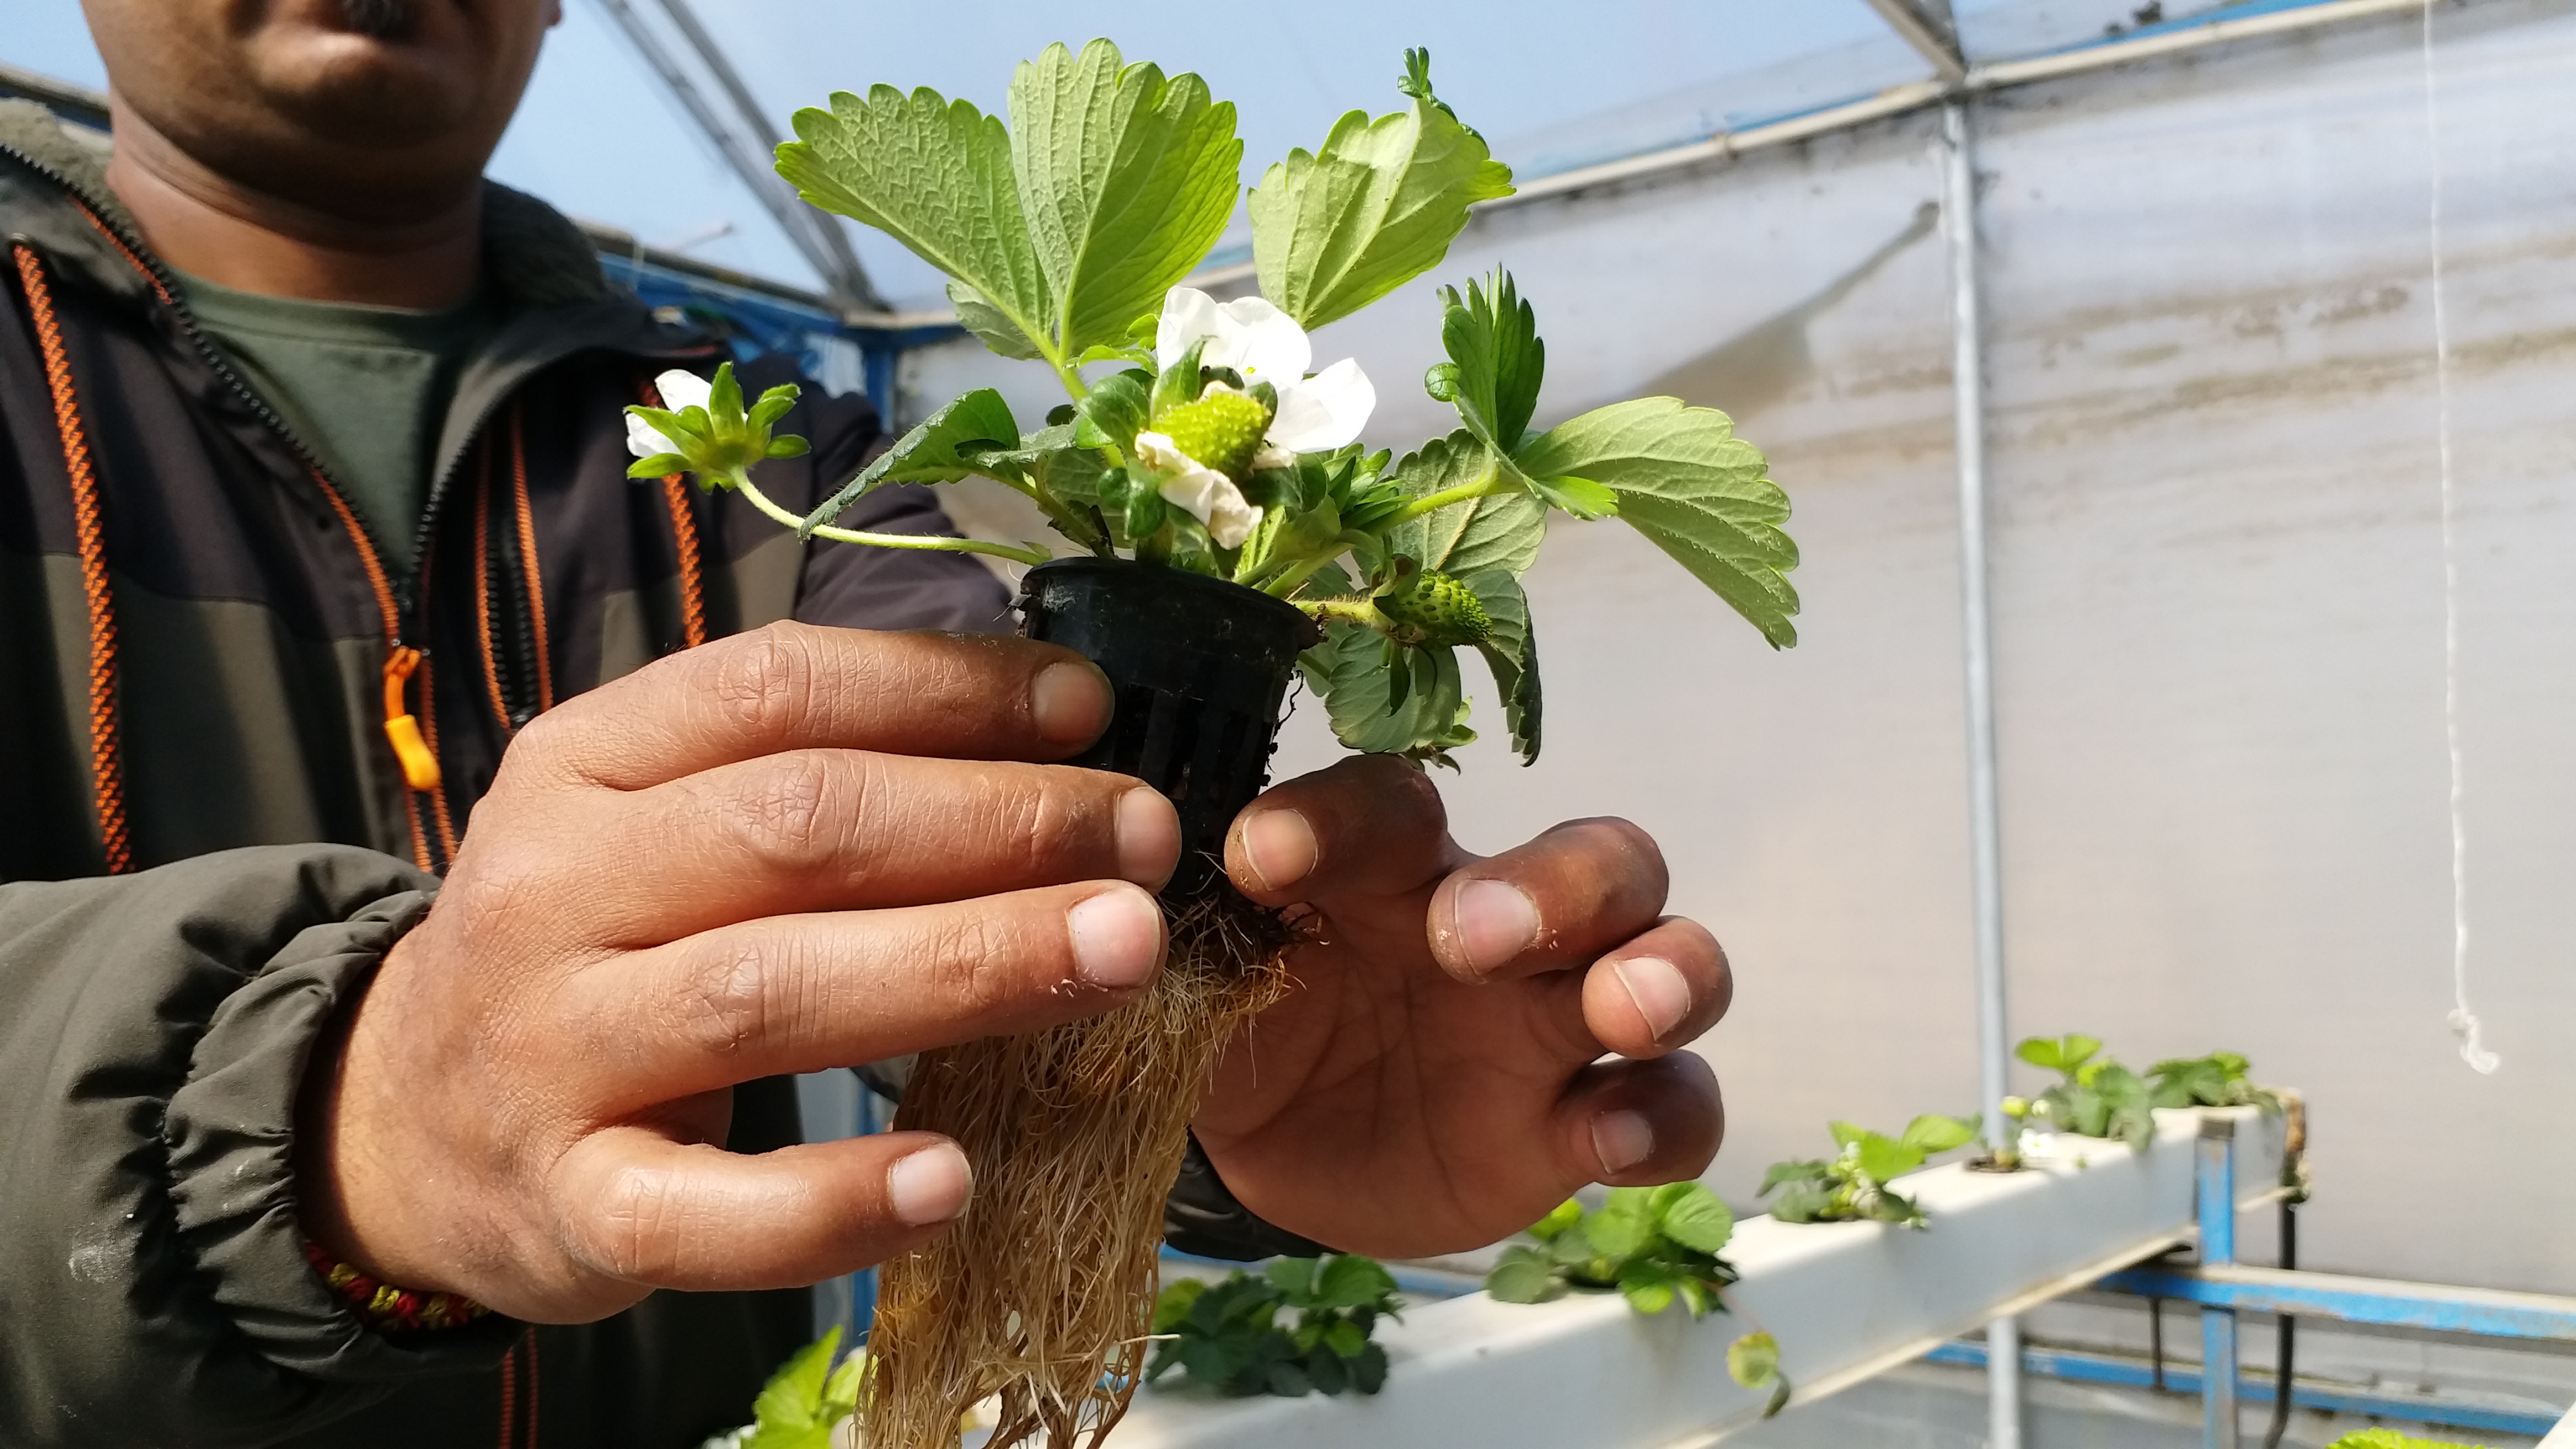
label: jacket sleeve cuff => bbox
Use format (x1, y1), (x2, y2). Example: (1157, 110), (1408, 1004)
(162, 873), (522, 1382)
(1163, 1132), (1334, 1261)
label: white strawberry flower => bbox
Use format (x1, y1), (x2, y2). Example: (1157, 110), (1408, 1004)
(626, 368), (714, 459)
(1154, 286), (1376, 458)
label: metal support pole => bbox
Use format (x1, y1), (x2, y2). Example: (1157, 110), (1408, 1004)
(2199, 1117), (2242, 1449)
(1942, 97), (2016, 1449)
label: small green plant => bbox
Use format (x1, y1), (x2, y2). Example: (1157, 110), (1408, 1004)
(2325, 1431), (2487, 1449)
(2002, 1036), (2281, 1156)
(1145, 1254), (1400, 1398)
(2147, 1049), (2280, 1111)
(699, 1327), (868, 1449)
(1758, 1114), (1980, 1227)
(2005, 1033), (2156, 1152)
(1484, 1185), (1790, 1415)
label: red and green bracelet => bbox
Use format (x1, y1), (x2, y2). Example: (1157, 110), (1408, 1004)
(302, 1240), (492, 1333)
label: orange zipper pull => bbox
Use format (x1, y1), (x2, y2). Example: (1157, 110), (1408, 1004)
(381, 646), (443, 792)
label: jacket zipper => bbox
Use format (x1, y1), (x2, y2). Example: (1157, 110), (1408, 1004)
(3, 139), (471, 866)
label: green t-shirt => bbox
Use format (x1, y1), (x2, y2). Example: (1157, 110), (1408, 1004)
(176, 272), (494, 574)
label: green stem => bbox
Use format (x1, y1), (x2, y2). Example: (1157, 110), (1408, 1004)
(735, 472), (1053, 567)
(1382, 462), (1513, 527)
(1300, 597), (1394, 633)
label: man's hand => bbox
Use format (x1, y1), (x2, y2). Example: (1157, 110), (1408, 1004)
(1196, 757), (1731, 1257)
(298, 623), (1181, 1323)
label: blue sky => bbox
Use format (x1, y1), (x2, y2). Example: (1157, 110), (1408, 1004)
(6, 0), (2180, 305)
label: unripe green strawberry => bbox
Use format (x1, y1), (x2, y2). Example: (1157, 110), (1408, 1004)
(1378, 569), (1492, 647)
(1148, 386), (1272, 481)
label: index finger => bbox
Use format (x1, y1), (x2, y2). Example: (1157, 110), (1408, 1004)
(515, 621), (1112, 790)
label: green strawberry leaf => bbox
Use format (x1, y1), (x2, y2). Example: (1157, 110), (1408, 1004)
(1584, 1190), (1655, 1261)
(1900, 1114), (1980, 1154)
(1523, 469), (1620, 521)
(1247, 53), (1514, 332)
(1854, 1132), (1925, 1185)
(1153, 1277), (1209, 1334)
(1436, 271), (1544, 453)
(1652, 1183), (1736, 1256)
(1513, 397), (1798, 647)
(1314, 1253), (1399, 1310)
(1616, 1257), (1679, 1315)
(1008, 40), (1243, 356)
(1311, 625), (1475, 761)
(802, 388), (1020, 537)
(1483, 1244), (1563, 1304)
(1264, 1256), (1320, 1303)
(1759, 1159), (1832, 1196)
(1527, 1198), (1583, 1243)
(742, 1329), (860, 1449)
(1463, 568), (1541, 765)
(778, 87), (1052, 362)
(946, 279), (1045, 361)
(1384, 431), (1547, 581)
(1727, 1330), (1780, 1391)
(1073, 368), (1153, 454)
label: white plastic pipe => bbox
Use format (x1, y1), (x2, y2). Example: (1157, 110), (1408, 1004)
(1941, 96), (2019, 1449)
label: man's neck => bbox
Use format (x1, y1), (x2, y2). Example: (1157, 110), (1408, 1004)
(103, 98), (482, 311)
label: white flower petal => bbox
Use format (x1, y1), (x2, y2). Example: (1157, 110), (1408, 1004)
(1154, 287), (1312, 384)
(1210, 296), (1311, 382)
(1142, 442), (1263, 549)
(626, 410), (680, 461)
(1154, 288), (1225, 372)
(654, 368), (713, 413)
(1265, 357), (1375, 453)
(1132, 430), (1191, 473)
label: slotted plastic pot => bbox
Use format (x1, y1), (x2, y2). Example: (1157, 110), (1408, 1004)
(1016, 558), (1318, 901)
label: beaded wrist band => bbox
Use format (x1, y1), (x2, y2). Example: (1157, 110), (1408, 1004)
(302, 1240), (492, 1333)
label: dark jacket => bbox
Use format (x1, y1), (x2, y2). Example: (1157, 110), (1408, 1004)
(0, 97), (1020, 1448)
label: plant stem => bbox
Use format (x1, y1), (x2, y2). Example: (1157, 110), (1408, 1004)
(1381, 461), (1513, 526)
(1258, 539), (1354, 598)
(1300, 597), (1394, 634)
(733, 472), (1053, 567)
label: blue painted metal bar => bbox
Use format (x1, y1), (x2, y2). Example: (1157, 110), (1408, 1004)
(2097, 1266), (2576, 1343)
(2198, 1117), (2241, 1449)
(1925, 1341), (2566, 1439)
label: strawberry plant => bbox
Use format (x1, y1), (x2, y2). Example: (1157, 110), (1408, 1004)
(1145, 1254), (1399, 1398)
(2147, 1049), (2279, 1111)
(2005, 1033), (2157, 1152)
(1484, 1185), (1790, 1415)
(1758, 1114), (1980, 1227)
(628, 42), (1800, 769)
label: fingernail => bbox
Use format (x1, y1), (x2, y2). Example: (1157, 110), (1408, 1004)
(1612, 955), (1692, 1040)
(1241, 808), (1318, 892)
(1031, 661), (1112, 745)
(1068, 887), (1163, 989)
(1592, 1110), (1654, 1176)
(1117, 788), (1180, 888)
(1456, 878), (1539, 976)
(887, 1142), (972, 1226)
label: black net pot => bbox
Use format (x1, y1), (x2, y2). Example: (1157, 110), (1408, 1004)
(1016, 558), (1320, 902)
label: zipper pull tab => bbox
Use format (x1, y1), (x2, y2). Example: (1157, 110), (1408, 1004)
(381, 646), (443, 792)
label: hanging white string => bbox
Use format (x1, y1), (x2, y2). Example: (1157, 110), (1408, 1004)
(2422, 0), (2499, 1075)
